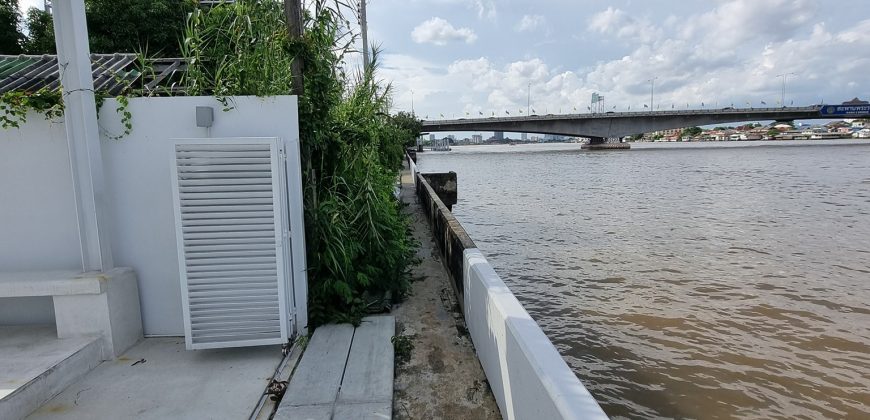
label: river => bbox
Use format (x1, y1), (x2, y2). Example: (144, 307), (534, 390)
(416, 140), (870, 419)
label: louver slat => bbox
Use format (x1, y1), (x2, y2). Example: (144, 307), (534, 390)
(171, 138), (290, 350)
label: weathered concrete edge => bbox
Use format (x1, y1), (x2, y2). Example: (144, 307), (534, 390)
(414, 169), (476, 311)
(409, 155), (607, 419)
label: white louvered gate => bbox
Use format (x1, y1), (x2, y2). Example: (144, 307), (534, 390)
(170, 138), (292, 350)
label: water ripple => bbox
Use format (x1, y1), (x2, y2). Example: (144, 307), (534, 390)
(419, 142), (870, 419)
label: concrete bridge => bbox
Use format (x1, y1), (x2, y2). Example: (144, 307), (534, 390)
(420, 106), (862, 141)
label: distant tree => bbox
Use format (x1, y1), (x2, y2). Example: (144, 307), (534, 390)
(13, 1), (193, 55)
(22, 7), (54, 54)
(85, 0), (193, 56)
(682, 126), (703, 137)
(0, 0), (23, 54)
(391, 111), (423, 148)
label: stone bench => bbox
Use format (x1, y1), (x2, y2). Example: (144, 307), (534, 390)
(0, 268), (143, 360)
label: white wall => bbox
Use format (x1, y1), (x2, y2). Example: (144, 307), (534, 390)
(0, 96), (308, 336)
(463, 249), (608, 420)
(0, 116), (80, 324)
(407, 154), (418, 188)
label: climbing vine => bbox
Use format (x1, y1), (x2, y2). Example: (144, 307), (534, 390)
(0, 87), (63, 129)
(1, 87), (133, 140)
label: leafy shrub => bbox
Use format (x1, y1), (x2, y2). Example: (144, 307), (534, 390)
(182, 0), (419, 326)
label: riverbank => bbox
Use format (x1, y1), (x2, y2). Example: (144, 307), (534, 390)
(392, 165), (500, 419)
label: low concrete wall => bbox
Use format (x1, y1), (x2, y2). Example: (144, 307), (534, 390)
(421, 172), (457, 211)
(413, 166), (608, 419)
(464, 249), (607, 419)
(414, 174), (475, 309)
(408, 153), (418, 189)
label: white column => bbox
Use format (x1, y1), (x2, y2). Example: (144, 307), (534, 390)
(52, 0), (113, 271)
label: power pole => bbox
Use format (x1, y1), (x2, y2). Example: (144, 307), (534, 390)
(360, 0), (370, 68)
(648, 76), (658, 112)
(284, 0), (304, 96)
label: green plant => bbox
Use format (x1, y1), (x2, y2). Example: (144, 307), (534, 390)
(391, 334), (416, 366)
(181, 0), (420, 326)
(0, 87), (63, 129)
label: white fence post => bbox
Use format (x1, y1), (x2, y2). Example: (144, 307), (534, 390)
(52, 0), (113, 271)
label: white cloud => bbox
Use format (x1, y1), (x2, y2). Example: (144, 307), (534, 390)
(411, 17), (478, 46)
(381, 0), (869, 118)
(515, 15), (545, 32)
(471, 0), (497, 21)
(588, 7), (660, 43)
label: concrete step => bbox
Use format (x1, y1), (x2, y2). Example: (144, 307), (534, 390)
(275, 316), (395, 420)
(0, 326), (102, 420)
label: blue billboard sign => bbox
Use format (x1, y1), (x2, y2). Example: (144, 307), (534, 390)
(819, 104), (870, 116)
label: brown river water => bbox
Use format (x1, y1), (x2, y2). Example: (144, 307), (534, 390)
(417, 140), (870, 419)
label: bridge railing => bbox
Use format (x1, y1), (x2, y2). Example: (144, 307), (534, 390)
(421, 106), (823, 125)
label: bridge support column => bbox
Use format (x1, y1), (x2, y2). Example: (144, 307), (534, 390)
(581, 136), (630, 150)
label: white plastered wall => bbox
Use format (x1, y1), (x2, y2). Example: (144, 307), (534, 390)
(0, 96), (308, 336)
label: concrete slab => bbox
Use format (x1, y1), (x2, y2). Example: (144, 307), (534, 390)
(276, 317), (395, 420)
(333, 402), (392, 420)
(337, 316), (394, 405)
(27, 337), (282, 420)
(0, 271), (103, 297)
(281, 324), (354, 408)
(273, 404), (332, 420)
(0, 326), (101, 420)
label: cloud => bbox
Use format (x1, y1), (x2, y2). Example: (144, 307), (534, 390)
(411, 17), (478, 46)
(588, 7), (660, 43)
(471, 0), (497, 21)
(384, 1), (868, 118)
(515, 15), (545, 32)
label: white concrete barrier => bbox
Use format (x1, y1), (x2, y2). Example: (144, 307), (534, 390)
(463, 249), (608, 420)
(407, 154), (418, 189)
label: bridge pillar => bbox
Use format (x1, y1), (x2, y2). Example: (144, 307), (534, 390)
(581, 136), (630, 150)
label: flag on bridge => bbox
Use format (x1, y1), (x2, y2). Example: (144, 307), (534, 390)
(532, 108), (536, 113)
(573, 106), (577, 111)
(465, 112), (469, 116)
(790, 100), (793, 105)
(671, 104), (674, 109)
(440, 113), (444, 118)
(643, 104), (649, 108)
(479, 111), (484, 116)
(761, 101), (767, 105)
(701, 102), (705, 107)
(506, 110), (510, 115)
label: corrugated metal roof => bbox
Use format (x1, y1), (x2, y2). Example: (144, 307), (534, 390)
(0, 54), (187, 96)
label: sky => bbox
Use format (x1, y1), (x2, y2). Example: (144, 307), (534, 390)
(17, 1), (869, 128)
(360, 0), (870, 120)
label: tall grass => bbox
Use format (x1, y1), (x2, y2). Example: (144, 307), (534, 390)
(182, 0), (418, 326)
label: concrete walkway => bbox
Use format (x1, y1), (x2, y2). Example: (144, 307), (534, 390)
(275, 316), (395, 420)
(392, 164), (500, 419)
(27, 337), (282, 420)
